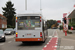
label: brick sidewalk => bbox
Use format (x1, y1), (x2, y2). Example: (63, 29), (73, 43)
(57, 30), (75, 50)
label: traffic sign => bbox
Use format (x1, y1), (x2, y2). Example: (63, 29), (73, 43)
(64, 24), (68, 31)
(64, 27), (67, 31)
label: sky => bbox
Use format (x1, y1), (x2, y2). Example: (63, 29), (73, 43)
(0, 0), (75, 21)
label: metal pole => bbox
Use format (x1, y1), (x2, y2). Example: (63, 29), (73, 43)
(25, 0), (27, 10)
(40, 0), (42, 11)
(8, 0), (11, 1)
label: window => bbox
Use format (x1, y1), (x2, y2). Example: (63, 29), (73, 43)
(17, 16), (40, 30)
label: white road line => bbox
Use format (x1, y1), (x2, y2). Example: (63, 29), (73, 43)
(44, 45), (47, 48)
(54, 45), (57, 48)
(54, 36), (58, 37)
(49, 36), (52, 38)
(56, 30), (58, 38)
(0, 43), (4, 45)
(8, 41), (12, 43)
(52, 30), (56, 36)
(49, 38), (52, 42)
(56, 43), (57, 44)
(47, 43), (49, 44)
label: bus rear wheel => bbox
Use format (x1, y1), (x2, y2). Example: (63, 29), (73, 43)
(42, 40), (45, 43)
(22, 41), (25, 44)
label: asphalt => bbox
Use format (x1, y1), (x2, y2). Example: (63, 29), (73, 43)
(0, 29), (55, 50)
(57, 29), (75, 50)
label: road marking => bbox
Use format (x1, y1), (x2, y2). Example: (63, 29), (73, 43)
(44, 45), (47, 48)
(54, 45), (57, 48)
(52, 30), (56, 36)
(54, 36), (58, 37)
(48, 36), (52, 38)
(47, 43), (49, 44)
(56, 43), (57, 44)
(8, 41), (12, 43)
(42, 30), (58, 50)
(0, 43), (4, 45)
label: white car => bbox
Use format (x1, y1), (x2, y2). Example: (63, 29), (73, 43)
(4, 28), (14, 35)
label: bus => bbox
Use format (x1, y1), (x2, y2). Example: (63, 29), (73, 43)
(15, 13), (48, 43)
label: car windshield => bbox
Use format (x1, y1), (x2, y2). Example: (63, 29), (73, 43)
(0, 31), (3, 34)
(5, 29), (13, 31)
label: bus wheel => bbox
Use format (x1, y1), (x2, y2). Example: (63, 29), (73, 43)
(22, 41), (25, 44)
(42, 40), (45, 43)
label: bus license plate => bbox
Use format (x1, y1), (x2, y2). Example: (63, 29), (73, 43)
(26, 34), (31, 35)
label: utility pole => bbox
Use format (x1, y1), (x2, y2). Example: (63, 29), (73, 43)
(25, 0), (27, 10)
(40, 0), (42, 11)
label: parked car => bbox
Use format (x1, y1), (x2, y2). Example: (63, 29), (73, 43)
(4, 28), (14, 35)
(0, 30), (6, 42)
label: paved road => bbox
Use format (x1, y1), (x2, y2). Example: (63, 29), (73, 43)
(0, 29), (56, 50)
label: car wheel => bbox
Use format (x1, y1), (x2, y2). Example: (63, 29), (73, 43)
(3, 38), (6, 42)
(11, 32), (13, 35)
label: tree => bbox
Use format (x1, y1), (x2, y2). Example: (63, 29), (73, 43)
(51, 22), (58, 28)
(2, 1), (16, 28)
(46, 20), (57, 28)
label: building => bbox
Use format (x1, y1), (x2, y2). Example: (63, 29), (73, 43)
(0, 14), (7, 28)
(68, 9), (75, 24)
(68, 9), (75, 29)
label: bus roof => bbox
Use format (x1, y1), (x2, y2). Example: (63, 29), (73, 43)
(16, 13), (47, 21)
(16, 13), (42, 17)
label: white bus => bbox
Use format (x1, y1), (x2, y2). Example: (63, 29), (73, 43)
(15, 13), (48, 43)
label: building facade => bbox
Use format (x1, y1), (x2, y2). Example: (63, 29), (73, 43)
(0, 14), (7, 28)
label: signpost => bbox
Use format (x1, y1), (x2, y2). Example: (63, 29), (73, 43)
(64, 24), (68, 36)
(63, 13), (68, 36)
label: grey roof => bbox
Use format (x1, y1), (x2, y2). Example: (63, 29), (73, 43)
(68, 9), (75, 18)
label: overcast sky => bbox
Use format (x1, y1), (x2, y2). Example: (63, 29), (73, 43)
(0, 0), (75, 21)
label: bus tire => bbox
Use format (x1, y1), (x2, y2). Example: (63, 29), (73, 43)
(22, 41), (25, 44)
(42, 40), (45, 43)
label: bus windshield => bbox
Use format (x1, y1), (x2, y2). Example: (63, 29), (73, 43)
(17, 16), (40, 30)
